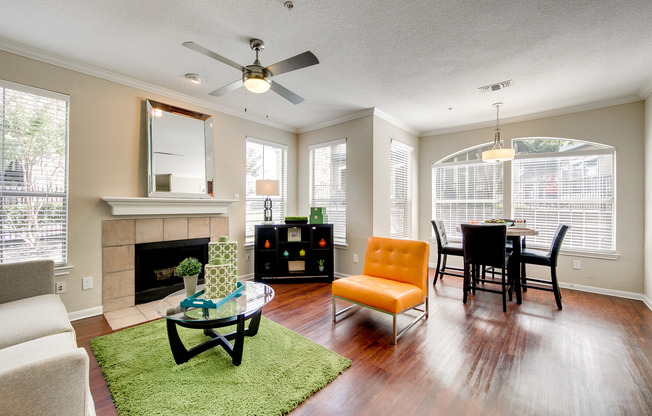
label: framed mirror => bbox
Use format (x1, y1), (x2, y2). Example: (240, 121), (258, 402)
(146, 99), (214, 198)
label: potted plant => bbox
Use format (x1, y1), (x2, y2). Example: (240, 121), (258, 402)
(317, 259), (325, 272)
(177, 257), (202, 298)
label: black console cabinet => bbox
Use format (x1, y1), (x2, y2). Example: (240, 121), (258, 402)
(254, 224), (334, 283)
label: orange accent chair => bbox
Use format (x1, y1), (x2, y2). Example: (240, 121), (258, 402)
(332, 236), (429, 344)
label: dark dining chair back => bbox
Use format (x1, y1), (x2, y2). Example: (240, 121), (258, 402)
(431, 220), (464, 285)
(461, 224), (511, 312)
(520, 224), (570, 309)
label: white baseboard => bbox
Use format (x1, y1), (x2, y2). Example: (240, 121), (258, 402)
(68, 306), (103, 321)
(559, 282), (652, 311)
(239, 273), (255, 281)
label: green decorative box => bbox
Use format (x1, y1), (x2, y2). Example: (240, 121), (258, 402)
(204, 262), (237, 299)
(205, 240), (238, 299)
(310, 207), (327, 224)
(209, 240), (237, 272)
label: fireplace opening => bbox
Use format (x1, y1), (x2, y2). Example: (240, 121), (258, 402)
(135, 238), (209, 304)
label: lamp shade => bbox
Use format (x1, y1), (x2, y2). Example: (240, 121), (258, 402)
(256, 179), (280, 196)
(482, 147), (515, 163)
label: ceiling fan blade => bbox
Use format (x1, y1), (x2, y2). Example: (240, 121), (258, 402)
(270, 82), (304, 105)
(266, 51), (319, 77)
(182, 41), (245, 72)
(209, 79), (243, 97)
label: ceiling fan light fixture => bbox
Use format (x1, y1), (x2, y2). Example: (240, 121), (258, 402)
(243, 67), (272, 94)
(243, 76), (272, 93)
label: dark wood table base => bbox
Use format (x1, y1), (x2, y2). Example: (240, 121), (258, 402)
(165, 309), (263, 366)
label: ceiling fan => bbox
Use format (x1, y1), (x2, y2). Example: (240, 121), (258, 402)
(182, 39), (319, 104)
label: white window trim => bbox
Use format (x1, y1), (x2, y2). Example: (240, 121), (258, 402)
(309, 138), (347, 245)
(245, 137), (288, 245)
(390, 139), (414, 239)
(0, 80), (70, 266)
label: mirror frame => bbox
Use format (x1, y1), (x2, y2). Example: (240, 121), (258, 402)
(146, 99), (214, 199)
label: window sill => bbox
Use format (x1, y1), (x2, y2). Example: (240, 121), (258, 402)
(55, 265), (73, 276)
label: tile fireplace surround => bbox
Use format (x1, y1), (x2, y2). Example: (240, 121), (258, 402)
(102, 216), (228, 312)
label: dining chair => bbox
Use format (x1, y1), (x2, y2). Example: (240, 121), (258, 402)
(431, 220), (463, 286)
(461, 224), (512, 312)
(520, 224), (570, 309)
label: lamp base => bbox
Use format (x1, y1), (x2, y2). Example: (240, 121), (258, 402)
(263, 197), (273, 223)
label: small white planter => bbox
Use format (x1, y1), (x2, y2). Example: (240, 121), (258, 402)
(183, 274), (199, 298)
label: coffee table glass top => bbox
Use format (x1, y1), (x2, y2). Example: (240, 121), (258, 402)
(156, 282), (274, 323)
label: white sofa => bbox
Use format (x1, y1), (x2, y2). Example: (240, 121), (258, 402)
(0, 260), (95, 416)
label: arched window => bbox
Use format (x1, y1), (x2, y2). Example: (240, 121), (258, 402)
(431, 137), (616, 255)
(512, 138), (615, 254)
(432, 142), (504, 240)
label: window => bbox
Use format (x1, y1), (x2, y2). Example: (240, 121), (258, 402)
(310, 139), (346, 245)
(432, 143), (503, 240)
(390, 140), (413, 239)
(245, 138), (287, 244)
(0, 80), (69, 265)
(512, 138), (615, 254)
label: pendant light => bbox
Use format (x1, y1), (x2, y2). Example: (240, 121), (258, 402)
(482, 102), (514, 163)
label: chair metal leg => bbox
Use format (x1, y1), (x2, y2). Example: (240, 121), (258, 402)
(393, 315), (397, 345)
(521, 262), (527, 292)
(441, 254), (448, 278)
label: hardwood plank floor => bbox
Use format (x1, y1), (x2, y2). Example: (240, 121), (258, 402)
(73, 271), (652, 415)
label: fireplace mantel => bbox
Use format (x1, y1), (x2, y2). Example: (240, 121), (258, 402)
(101, 197), (236, 216)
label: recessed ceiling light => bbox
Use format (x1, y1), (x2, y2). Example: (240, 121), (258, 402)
(185, 73), (206, 85)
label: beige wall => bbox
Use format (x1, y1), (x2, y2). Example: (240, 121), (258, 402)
(297, 116), (374, 276)
(420, 102), (646, 294)
(0, 50), (297, 313)
(645, 96), (652, 300)
(2, 48), (648, 313)
(372, 116), (419, 237)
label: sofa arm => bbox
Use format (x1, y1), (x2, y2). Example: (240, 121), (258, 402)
(0, 260), (55, 304)
(0, 347), (93, 416)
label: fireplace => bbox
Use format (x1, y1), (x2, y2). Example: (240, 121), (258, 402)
(135, 238), (209, 304)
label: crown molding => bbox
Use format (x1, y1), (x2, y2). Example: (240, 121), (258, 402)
(372, 108), (420, 137)
(0, 38), (297, 133)
(421, 95), (642, 137)
(638, 73), (652, 100)
(297, 108), (375, 134)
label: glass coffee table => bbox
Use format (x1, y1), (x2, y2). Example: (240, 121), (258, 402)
(156, 282), (274, 366)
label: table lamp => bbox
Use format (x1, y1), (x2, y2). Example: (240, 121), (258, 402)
(256, 179), (280, 223)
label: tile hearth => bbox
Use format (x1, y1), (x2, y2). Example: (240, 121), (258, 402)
(102, 216), (228, 312)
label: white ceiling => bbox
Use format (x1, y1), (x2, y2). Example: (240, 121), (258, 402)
(1, 0), (652, 135)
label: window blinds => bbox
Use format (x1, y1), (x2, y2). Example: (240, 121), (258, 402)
(390, 140), (413, 239)
(432, 161), (503, 240)
(245, 138), (287, 244)
(310, 139), (346, 245)
(512, 152), (615, 253)
(0, 82), (69, 265)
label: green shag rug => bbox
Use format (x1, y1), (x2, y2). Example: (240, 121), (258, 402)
(91, 317), (351, 416)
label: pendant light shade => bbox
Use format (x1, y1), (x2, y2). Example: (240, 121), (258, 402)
(482, 102), (514, 163)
